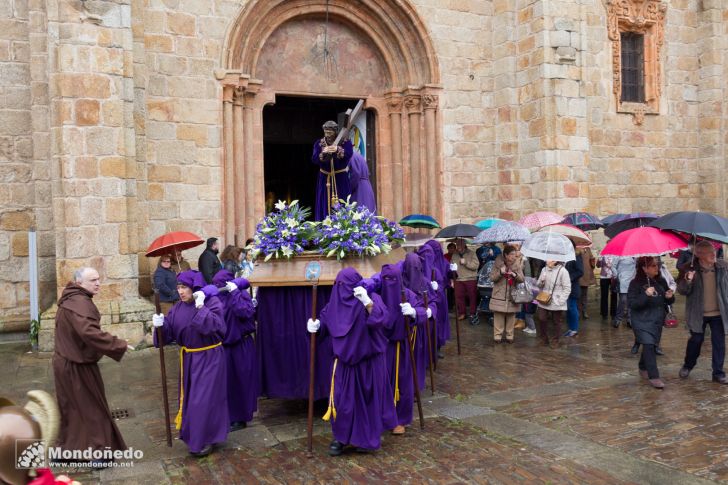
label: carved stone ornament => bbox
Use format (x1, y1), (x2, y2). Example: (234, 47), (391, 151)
(422, 94), (439, 110)
(606, 0), (666, 123)
(404, 95), (422, 112)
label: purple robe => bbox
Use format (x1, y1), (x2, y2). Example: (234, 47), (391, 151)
(154, 294), (228, 453)
(349, 152), (376, 214)
(418, 245), (449, 348)
(319, 268), (397, 450)
(312, 138), (353, 221)
(213, 270), (258, 424)
(402, 254), (437, 390)
(424, 240), (452, 349)
(378, 264), (425, 427)
(256, 286), (333, 399)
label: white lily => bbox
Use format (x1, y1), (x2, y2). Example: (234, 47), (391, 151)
(281, 245), (293, 257)
(274, 200), (287, 211)
(285, 217), (298, 228)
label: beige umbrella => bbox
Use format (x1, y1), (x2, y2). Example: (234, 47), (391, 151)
(538, 223), (592, 247)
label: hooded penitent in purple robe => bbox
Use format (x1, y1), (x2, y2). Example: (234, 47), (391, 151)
(319, 267), (397, 450)
(424, 240), (452, 349)
(154, 270), (229, 453)
(417, 244), (448, 349)
(402, 253), (437, 391)
(348, 152), (376, 214)
(212, 270), (257, 425)
(312, 138), (353, 221)
(378, 264), (427, 427)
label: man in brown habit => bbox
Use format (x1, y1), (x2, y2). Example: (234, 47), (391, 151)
(53, 267), (133, 453)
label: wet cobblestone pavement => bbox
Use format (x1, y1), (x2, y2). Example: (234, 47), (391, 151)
(3, 296), (727, 483)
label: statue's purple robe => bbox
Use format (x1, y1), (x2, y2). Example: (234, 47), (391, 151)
(349, 152), (376, 214)
(402, 253), (437, 390)
(154, 270), (229, 453)
(424, 240), (452, 349)
(213, 271), (257, 424)
(311, 138), (353, 221)
(319, 268), (397, 450)
(377, 264), (426, 427)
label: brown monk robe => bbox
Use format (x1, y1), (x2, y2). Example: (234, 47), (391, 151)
(53, 280), (128, 452)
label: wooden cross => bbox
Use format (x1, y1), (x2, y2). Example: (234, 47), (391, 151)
(333, 99), (365, 146)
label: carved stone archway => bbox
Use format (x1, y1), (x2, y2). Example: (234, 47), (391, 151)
(217, 0), (442, 242)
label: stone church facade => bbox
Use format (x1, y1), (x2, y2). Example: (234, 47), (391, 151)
(0, 0), (726, 342)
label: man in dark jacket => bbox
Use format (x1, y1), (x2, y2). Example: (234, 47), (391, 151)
(678, 241), (728, 384)
(564, 250), (584, 337)
(198, 237), (223, 284)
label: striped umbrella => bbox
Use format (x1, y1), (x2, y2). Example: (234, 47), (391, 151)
(474, 221), (531, 243)
(475, 218), (505, 230)
(399, 214), (441, 229)
(562, 212), (604, 231)
(518, 211), (563, 231)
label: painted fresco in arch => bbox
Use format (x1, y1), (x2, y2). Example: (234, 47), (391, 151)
(255, 18), (389, 96)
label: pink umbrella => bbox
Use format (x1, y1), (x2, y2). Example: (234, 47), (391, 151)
(518, 211), (563, 231)
(601, 227), (689, 257)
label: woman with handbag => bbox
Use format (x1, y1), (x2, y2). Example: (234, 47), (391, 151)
(628, 256), (675, 389)
(630, 258), (676, 355)
(489, 245), (525, 343)
(535, 261), (571, 348)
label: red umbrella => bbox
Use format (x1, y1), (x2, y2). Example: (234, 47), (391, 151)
(601, 227), (689, 257)
(145, 231), (204, 257)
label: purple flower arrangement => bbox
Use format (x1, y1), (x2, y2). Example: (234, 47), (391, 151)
(250, 198), (405, 261)
(249, 200), (317, 261)
(314, 198), (405, 260)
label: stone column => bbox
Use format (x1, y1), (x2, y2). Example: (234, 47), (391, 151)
(222, 86), (235, 243)
(233, 88), (246, 245)
(405, 94), (422, 214)
(386, 93), (404, 220)
(422, 94), (439, 218)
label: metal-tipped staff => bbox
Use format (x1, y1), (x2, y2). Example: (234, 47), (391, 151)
(401, 289), (425, 429)
(153, 290), (172, 447)
(422, 290), (436, 396)
(305, 261), (322, 454)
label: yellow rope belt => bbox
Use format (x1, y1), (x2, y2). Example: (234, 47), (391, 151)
(319, 167), (349, 175)
(321, 164), (349, 215)
(394, 342), (401, 404)
(323, 358), (338, 422)
(174, 342), (222, 430)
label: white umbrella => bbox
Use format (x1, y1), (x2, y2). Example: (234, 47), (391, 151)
(473, 221), (531, 243)
(521, 232), (576, 262)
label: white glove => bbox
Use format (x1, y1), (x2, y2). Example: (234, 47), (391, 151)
(426, 307), (433, 319)
(430, 281), (439, 291)
(353, 286), (373, 307)
(127, 344), (135, 351)
(307, 318), (320, 333)
(251, 298), (258, 308)
(192, 291), (205, 309)
(152, 313), (165, 328)
(225, 281), (238, 293)
(450, 263), (458, 271)
(400, 302), (417, 318)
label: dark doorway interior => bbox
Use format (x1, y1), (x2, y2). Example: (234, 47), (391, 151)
(263, 95), (376, 214)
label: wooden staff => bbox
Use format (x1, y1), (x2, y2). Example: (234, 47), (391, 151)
(153, 291), (173, 447)
(306, 262), (321, 454)
(422, 290), (436, 396)
(430, 269), (438, 371)
(401, 289), (425, 429)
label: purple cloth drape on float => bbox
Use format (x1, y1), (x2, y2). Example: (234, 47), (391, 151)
(256, 286), (334, 400)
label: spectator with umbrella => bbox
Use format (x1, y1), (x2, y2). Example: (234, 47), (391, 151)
(153, 255), (179, 315)
(564, 242), (584, 338)
(489, 244), (525, 343)
(435, 223), (481, 325)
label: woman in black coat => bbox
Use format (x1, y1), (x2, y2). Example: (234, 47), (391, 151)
(628, 256), (675, 389)
(153, 255), (179, 314)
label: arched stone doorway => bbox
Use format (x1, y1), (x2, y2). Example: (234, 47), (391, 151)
(218, 0), (442, 242)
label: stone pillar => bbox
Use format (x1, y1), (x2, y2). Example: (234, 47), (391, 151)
(386, 93), (404, 220)
(232, 88), (246, 245)
(423, 93), (439, 219)
(39, 0), (152, 350)
(222, 86), (235, 243)
(405, 94), (422, 214)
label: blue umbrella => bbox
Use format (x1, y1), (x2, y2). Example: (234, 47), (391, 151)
(399, 214), (441, 229)
(475, 218), (505, 230)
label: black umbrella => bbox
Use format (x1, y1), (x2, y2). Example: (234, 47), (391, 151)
(434, 223), (481, 239)
(600, 213), (627, 226)
(649, 211), (728, 242)
(604, 213), (658, 239)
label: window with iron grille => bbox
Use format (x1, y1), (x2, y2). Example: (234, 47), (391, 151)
(620, 32), (645, 103)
